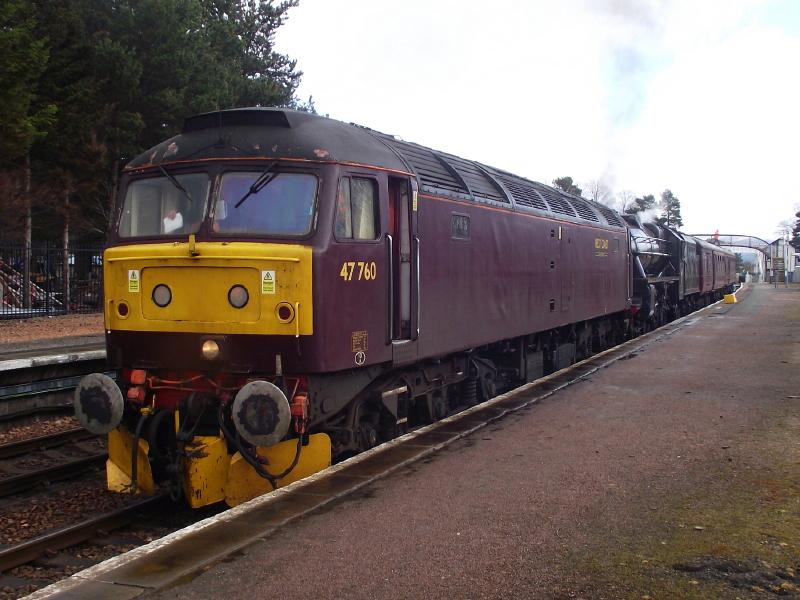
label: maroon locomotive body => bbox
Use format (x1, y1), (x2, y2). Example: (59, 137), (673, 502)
(76, 108), (736, 506)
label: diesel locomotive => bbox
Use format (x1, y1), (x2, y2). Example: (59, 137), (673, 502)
(74, 108), (737, 507)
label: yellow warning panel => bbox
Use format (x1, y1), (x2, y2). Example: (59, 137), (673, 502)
(182, 435), (230, 508)
(224, 433), (331, 507)
(106, 427), (154, 494)
(724, 293), (737, 304)
(127, 269), (140, 293)
(261, 269), (276, 294)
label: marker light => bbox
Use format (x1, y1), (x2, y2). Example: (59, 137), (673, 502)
(228, 285), (249, 309)
(202, 340), (220, 360)
(152, 284), (172, 307)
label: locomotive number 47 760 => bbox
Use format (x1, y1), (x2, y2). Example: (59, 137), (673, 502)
(340, 261), (378, 281)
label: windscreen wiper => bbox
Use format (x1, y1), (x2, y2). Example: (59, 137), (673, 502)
(234, 161), (278, 208)
(159, 165), (193, 203)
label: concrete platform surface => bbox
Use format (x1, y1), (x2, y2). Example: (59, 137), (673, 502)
(31, 284), (800, 599)
(0, 336), (104, 372)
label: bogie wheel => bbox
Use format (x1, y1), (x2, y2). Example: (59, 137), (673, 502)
(431, 390), (448, 421)
(358, 419), (379, 452)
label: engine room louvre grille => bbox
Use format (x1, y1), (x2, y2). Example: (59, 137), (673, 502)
(382, 138), (468, 195)
(493, 173), (548, 210)
(532, 183), (576, 217)
(567, 197), (600, 222)
(441, 154), (508, 203)
(596, 205), (624, 227)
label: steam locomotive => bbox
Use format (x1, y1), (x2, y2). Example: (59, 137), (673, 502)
(73, 108), (736, 507)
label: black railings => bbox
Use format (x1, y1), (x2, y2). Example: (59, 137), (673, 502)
(0, 243), (103, 318)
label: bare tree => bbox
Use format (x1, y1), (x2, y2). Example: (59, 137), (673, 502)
(775, 219), (792, 240)
(586, 179), (614, 206)
(617, 189), (635, 213)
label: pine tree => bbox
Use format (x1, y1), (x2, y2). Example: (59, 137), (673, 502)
(0, 0), (56, 167)
(624, 194), (656, 215)
(790, 210), (800, 252)
(1, 0), (307, 239)
(654, 189), (683, 229)
(552, 176), (582, 197)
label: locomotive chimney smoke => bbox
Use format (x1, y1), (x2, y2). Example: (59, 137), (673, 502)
(638, 207), (661, 224)
(584, 0), (665, 127)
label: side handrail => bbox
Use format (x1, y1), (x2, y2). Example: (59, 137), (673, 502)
(386, 234), (394, 343)
(414, 236), (421, 339)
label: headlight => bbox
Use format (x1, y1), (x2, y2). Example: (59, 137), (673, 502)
(228, 285), (249, 309)
(202, 340), (220, 360)
(152, 284), (172, 307)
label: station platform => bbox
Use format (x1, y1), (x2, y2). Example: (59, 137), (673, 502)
(0, 314), (104, 373)
(0, 337), (104, 373)
(31, 284), (800, 599)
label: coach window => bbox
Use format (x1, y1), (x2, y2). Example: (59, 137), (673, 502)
(335, 177), (379, 240)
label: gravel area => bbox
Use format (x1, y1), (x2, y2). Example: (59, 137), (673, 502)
(0, 479), (132, 544)
(0, 313), (103, 345)
(0, 498), (224, 600)
(0, 416), (81, 446)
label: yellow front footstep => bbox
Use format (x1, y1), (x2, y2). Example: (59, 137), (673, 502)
(183, 435), (230, 508)
(224, 433), (331, 507)
(106, 426), (155, 495)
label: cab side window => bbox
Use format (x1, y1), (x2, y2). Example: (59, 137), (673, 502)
(335, 177), (379, 240)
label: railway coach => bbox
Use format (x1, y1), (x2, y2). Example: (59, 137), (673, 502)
(74, 108), (733, 507)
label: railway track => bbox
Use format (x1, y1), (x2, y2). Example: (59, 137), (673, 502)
(0, 494), (169, 573)
(0, 341), (109, 427)
(0, 426), (106, 498)
(0, 371), (115, 424)
(0, 453), (107, 498)
(0, 427), (96, 460)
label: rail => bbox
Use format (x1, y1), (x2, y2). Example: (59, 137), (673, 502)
(0, 373), (112, 401)
(0, 452), (107, 497)
(0, 494), (168, 573)
(0, 428), (97, 460)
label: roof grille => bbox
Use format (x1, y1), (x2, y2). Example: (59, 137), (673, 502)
(369, 130), (624, 227)
(439, 153), (508, 203)
(493, 173), (548, 210)
(377, 137), (467, 196)
(566, 196), (600, 222)
(596, 204), (624, 227)
(532, 183), (576, 217)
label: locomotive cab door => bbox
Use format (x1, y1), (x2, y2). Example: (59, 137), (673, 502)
(387, 176), (419, 366)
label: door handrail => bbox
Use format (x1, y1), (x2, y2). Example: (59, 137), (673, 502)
(386, 234), (394, 343)
(414, 235), (420, 339)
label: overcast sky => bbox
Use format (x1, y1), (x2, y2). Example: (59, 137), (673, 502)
(276, 0), (800, 241)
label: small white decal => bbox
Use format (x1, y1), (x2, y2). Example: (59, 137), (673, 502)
(261, 270), (276, 294)
(128, 270), (140, 293)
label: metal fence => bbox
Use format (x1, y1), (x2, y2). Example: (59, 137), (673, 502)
(0, 242), (103, 318)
